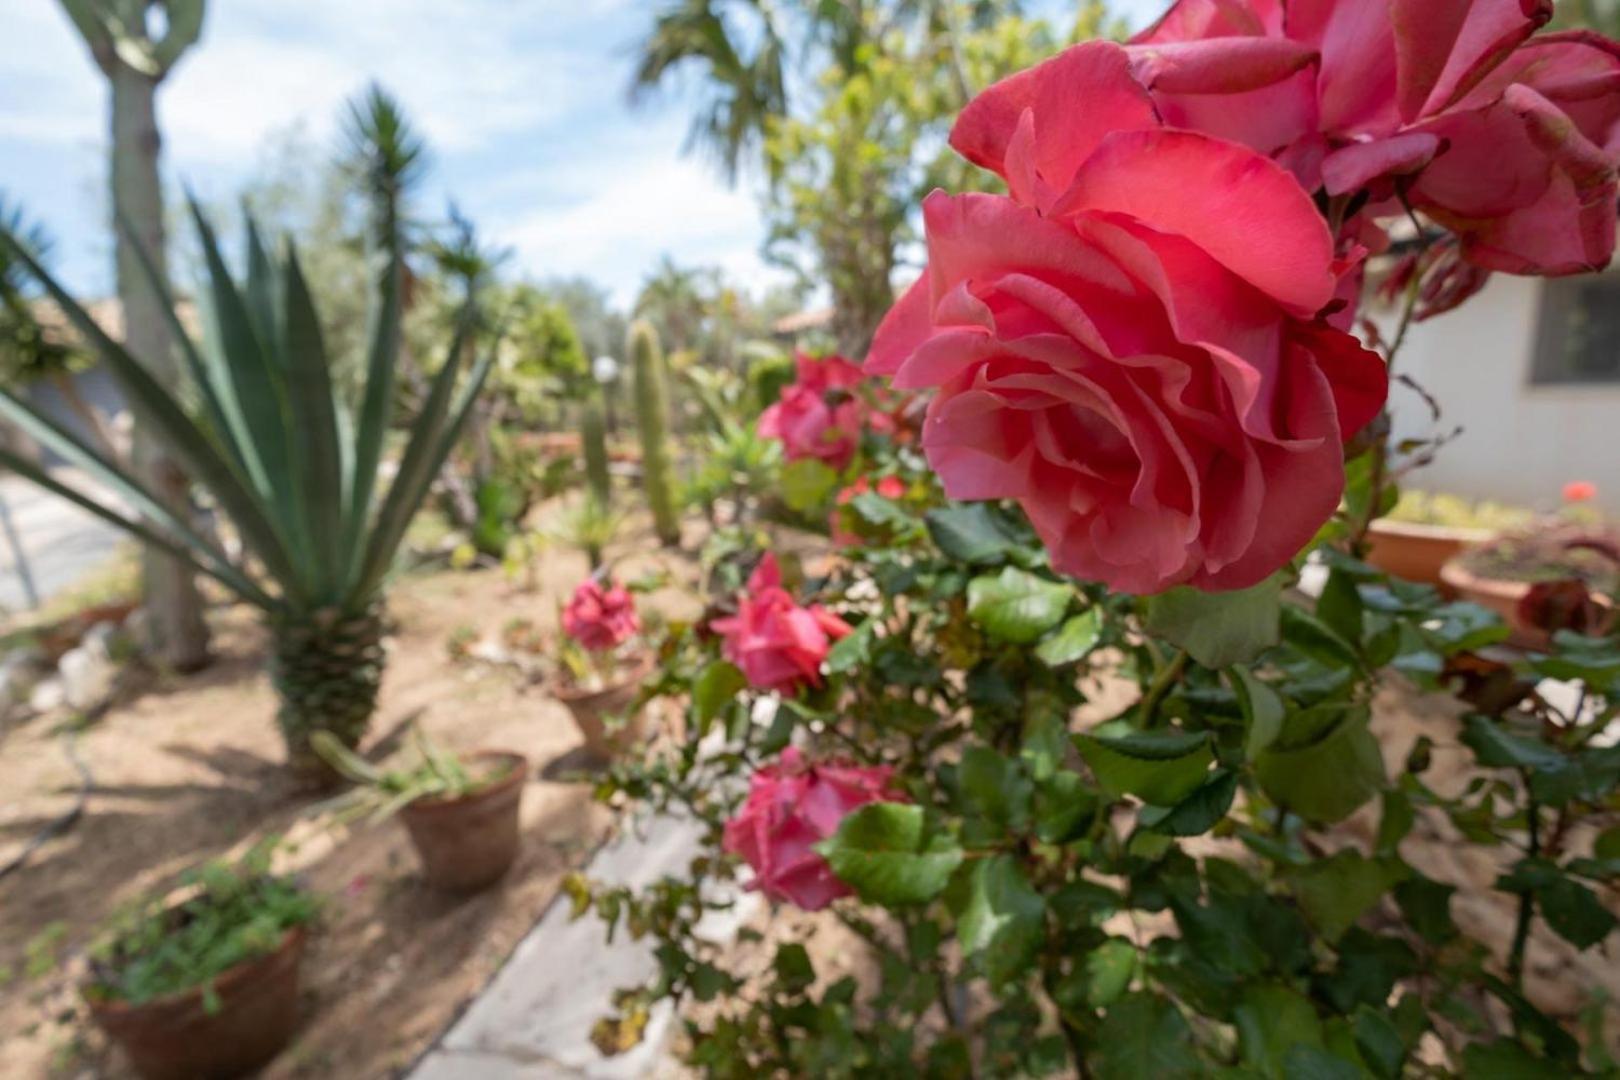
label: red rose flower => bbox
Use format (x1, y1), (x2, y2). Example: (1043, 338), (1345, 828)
(561, 577), (641, 652)
(722, 747), (905, 911)
(869, 42), (1386, 595)
(711, 554), (853, 692)
(1132, 0), (1620, 277)
(758, 352), (872, 470)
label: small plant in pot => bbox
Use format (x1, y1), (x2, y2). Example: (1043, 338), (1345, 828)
(552, 575), (654, 762)
(1365, 488), (1530, 588)
(1443, 516), (1620, 648)
(82, 842), (317, 1080)
(312, 726), (527, 892)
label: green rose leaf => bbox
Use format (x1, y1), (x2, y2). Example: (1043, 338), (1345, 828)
(1077, 725), (1214, 807)
(1035, 609), (1103, 667)
(825, 619), (875, 674)
(1283, 850), (1409, 942)
(1054, 938), (1137, 1020)
(692, 661), (747, 731)
(781, 457), (840, 512)
(1255, 707), (1385, 824)
(1531, 631), (1620, 689)
(953, 854), (1046, 987)
(1234, 983), (1325, 1077)
(1229, 666), (1285, 759)
(816, 803), (962, 907)
(925, 503), (1022, 565)
(960, 746), (1033, 833)
(967, 567), (1074, 644)
(1143, 769), (1238, 837)
(1090, 994), (1201, 1080)
(1142, 575), (1283, 668)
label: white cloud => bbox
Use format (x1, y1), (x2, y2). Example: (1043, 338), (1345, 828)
(504, 156), (781, 306)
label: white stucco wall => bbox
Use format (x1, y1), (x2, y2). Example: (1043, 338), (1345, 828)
(1385, 273), (1620, 515)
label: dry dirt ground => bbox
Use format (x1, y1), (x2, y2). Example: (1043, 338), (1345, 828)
(0, 509), (708, 1080)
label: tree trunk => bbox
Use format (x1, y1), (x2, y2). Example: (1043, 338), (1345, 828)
(111, 63), (210, 671)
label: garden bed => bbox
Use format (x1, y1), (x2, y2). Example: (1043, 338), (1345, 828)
(0, 513), (708, 1078)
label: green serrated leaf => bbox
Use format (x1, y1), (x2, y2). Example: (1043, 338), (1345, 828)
(967, 567), (1073, 644)
(954, 855), (1045, 987)
(1230, 667), (1285, 759)
(693, 661), (747, 731)
(1035, 609), (1103, 667)
(925, 503), (1021, 565)
(1143, 576), (1283, 668)
(816, 804), (962, 906)
(1077, 726), (1213, 807)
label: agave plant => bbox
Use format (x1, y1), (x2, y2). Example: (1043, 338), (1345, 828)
(0, 203), (492, 777)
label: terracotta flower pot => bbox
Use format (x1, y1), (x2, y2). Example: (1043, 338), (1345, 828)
(1365, 520), (1494, 591)
(85, 927), (306, 1080)
(398, 751), (528, 892)
(1439, 560), (1548, 650)
(553, 653), (655, 762)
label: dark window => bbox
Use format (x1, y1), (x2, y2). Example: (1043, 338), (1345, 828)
(1532, 276), (1620, 385)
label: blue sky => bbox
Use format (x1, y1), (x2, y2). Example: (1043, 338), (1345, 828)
(0, 0), (1161, 308)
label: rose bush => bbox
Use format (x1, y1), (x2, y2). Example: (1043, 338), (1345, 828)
(561, 577), (641, 652)
(870, 42), (1387, 593)
(722, 747), (905, 911)
(567, 5), (1620, 1076)
(710, 553), (853, 692)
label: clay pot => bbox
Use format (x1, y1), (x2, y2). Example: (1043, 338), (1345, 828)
(553, 654), (655, 762)
(1365, 520), (1494, 591)
(85, 927), (306, 1080)
(398, 751), (528, 891)
(1439, 561), (1547, 650)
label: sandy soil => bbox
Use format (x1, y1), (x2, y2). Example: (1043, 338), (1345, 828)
(0, 509), (706, 1080)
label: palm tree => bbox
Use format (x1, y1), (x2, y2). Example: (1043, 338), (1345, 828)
(634, 256), (713, 354)
(57, 0), (210, 669)
(628, 0), (789, 182)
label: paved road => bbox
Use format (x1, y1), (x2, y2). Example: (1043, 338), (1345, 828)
(0, 471), (126, 615)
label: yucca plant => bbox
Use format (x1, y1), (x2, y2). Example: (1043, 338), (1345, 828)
(0, 203), (492, 779)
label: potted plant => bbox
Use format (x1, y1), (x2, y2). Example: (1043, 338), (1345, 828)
(1442, 521), (1620, 648)
(1365, 490), (1529, 589)
(82, 843), (317, 1080)
(552, 576), (654, 761)
(312, 727), (527, 892)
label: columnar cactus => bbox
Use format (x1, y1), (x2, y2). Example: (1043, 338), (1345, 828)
(582, 392), (611, 507)
(629, 320), (680, 547)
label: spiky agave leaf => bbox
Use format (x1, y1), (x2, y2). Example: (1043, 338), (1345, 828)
(0, 204), (493, 618)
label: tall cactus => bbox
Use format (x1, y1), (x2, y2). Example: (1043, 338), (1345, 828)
(582, 392), (612, 507)
(629, 320), (680, 547)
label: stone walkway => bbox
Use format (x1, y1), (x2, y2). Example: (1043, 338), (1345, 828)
(411, 808), (757, 1079)
(0, 470), (123, 613)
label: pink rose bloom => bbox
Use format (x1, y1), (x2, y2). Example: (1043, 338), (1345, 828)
(561, 577), (641, 652)
(830, 475), (907, 547)
(758, 352), (871, 469)
(722, 747), (905, 911)
(1131, 0), (1620, 277)
(711, 554), (853, 692)
(868, 42), (1387, 595)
